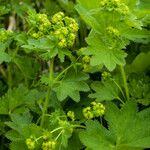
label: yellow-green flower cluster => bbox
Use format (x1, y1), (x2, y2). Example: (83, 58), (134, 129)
(51, 12), (64, 24)
(83, 106), (94, 119)
(28, 11), (78, 49)
(42, 131), (52, 141)
(82, 55), (91, 72)
(117, 4), (129, 15)
(102, 71), (111, 81)
(100, 0), (120, 11)
(29, 13), (51, 39)
(52, 12), (78, 48)
(82, 55), (90, 64)
(106, 26), (120, 38)
(26, 136), (36, 150)
(91, 101), (105, 117)
(67, 111), (75, 121)
(100, 0), (129, 15)
(83, 101), (105, 119)
(42, 140), (56, 150)
(0, 29), (13, 42)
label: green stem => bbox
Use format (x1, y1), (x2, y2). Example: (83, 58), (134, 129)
(27, 27), (34, 35)
(72, 125), (86, 129)
(111, 78), (126, 101)
(50, 127), (63, 133)
(120, 65), (129, 101)
(12, 46), (19, 60)
(54, 57), (81, 83)
(0, 66), (7, 79)
(55, 130), (63, 141)
(54, 64), (73, 83)
(40, 59), (54, 127)
(116, 97), (125, 104)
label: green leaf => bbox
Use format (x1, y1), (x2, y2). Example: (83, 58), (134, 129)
(127, 51), (150, 73)
(67, 132), (83, 150)
(22, 37), (54, 52)
(5, 111), (32, 136)
(14, 56), (40, 79)
(76, 0), (150, 71)
(106, 101), (150, 148)
(0, 85), (28, 115)
(5, 130), (23, 142)
(54, 69), (90, 102)
(77, 0), (100, 10)
(75, 4), (102, 33)
(83, 31), (127, 71)
(10, 142), (28, 150)
(89, 80), (119, 102)
(79, 120), (115, 150)
(0, 84), (42, 114)
(0, 51), (11, 64)
(120, 27), (150, 43)
(128, 73), (150, 106)
(79, 101), (150, 149)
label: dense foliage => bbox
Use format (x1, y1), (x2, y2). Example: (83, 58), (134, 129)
(0, 0), (150, 150)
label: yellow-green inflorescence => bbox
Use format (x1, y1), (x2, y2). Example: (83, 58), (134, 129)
(102, 71), (111, 81)
(67, 111), (75, 121)
(106, 26), (120, 37)
(100, 0), (129, 15)
(83, 101), (105, 119)
(82, 55), (91, 72)
(42, 140), (56, 150)
(28, 11), (78, 49)
(0, 29), (13, 42)
(26, 136), (36, 150)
